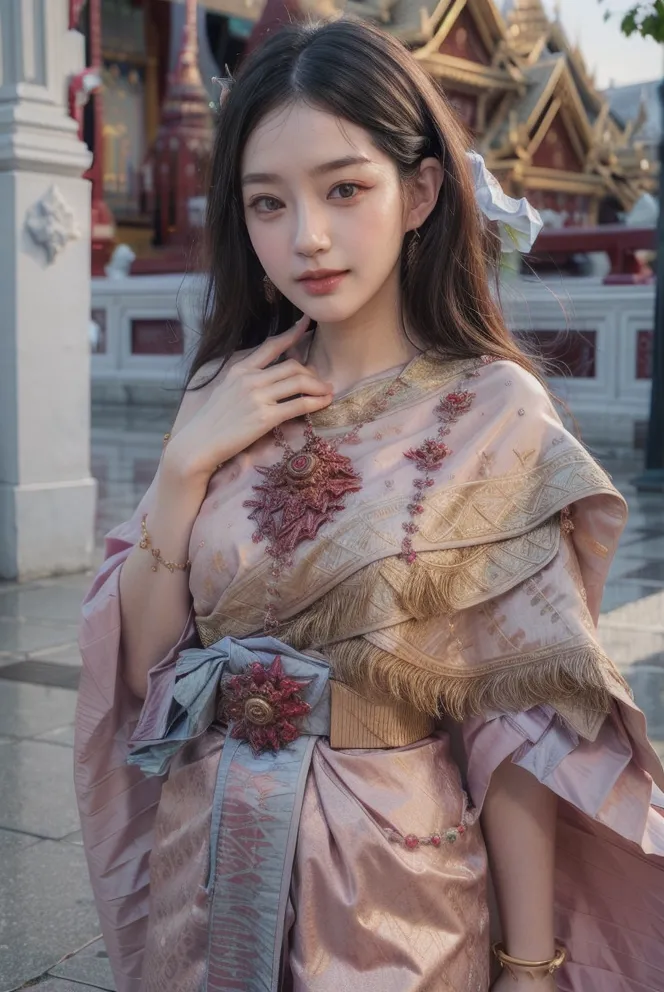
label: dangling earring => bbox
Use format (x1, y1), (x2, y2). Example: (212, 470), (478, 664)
(263, 274), (278, 304)
(406, 229), (421, 269)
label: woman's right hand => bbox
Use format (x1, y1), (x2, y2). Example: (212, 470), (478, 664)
(164, 316), (332, 488)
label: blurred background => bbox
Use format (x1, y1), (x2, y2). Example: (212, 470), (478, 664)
(0, 1), (663, 990)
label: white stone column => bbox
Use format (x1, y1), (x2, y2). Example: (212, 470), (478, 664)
(0, 0), (96, 580)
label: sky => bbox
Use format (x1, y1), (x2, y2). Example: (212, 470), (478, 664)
(539, 0), (663, 88)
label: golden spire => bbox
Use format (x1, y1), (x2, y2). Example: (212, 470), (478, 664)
(175, 0), (203, 88)
(504, 0), (550, 51)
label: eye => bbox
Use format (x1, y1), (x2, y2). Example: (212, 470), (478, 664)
(249, 196), (283, 214)
(330, 183), (362, 200)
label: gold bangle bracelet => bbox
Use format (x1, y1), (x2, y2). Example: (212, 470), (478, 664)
(492, 943), (567, 978)
(139, 514), (191, 573)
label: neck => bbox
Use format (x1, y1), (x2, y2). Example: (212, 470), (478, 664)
(306, 267), (421, 394)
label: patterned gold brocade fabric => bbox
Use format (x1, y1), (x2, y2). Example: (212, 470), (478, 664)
(328, 681), (435, 748)
(187, 353), (627, 729)
(309, 353), (476, 428)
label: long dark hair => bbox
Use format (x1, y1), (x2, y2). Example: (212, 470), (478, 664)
(187, 17), (540, 389)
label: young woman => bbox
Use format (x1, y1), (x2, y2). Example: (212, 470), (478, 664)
(74, 18), (664, 992)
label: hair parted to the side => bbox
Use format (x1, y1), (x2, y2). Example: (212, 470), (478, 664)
(187, 17), (541, 390)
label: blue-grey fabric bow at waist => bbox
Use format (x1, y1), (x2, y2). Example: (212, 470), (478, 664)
(128, 636), (331, 992)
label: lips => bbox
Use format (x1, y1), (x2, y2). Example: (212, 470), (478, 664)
(296, 269), (348, 282)
(296, 269), (349, 296)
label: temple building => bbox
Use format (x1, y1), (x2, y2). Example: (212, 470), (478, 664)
(604, 78), (660, 203)
(74, 0), (657, 270)
(390, 0), (657, 226)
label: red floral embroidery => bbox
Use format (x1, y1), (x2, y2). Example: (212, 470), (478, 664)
(224, 656), (311, 756)
(404, 438), (450, 473)
(399, 370), (480, 563)
(436, 390), (475, 423)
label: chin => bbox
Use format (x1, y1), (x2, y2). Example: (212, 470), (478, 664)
(290, 292), (368, 325)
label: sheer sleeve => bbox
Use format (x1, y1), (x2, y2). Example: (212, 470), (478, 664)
(74, 466), (198, 992)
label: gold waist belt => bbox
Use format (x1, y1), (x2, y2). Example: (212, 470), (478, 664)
(329, 680), (435, 749)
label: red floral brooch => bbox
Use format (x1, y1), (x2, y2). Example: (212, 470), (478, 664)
(224, 656), (311, 756)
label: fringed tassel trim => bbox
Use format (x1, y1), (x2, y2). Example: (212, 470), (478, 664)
(326, 637), (622, 722)
(395, 556), (462, 619)
(276, 531), (559, 649)
(391, 521), (560, 620)
(276, 558), (389, 651)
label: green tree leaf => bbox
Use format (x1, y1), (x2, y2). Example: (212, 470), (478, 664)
(607, 0), (664, 40)
(620, 8), (639, 36)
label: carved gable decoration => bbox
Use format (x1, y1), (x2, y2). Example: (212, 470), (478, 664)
(438, 7), (491, 65)
(531, 113), (584, 172)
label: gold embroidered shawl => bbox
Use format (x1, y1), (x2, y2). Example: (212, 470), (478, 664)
(188, 353), (629, 736)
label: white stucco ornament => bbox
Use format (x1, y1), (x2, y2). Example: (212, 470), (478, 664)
(466, 151), (543, 253)
(105, 244), (136, 279)
(26, 185), (81, 264)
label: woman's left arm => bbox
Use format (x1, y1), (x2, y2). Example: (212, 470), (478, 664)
(481, 757), (558, 991)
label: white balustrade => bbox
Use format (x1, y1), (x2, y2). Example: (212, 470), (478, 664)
(91, 272), (205, 407)
(90, 270), (655, 449)
(503, 275), (654, 449)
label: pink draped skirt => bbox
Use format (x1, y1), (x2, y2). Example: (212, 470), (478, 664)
(135, 703), (664, 991)
(140, 730), (491, 992)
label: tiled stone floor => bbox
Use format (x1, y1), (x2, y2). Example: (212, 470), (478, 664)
(1, 407), (663, 991)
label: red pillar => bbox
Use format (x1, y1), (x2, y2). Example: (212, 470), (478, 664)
(86, 0), (116, 276)
(152, 0), (213, 249)
(69, 0), (87, 29)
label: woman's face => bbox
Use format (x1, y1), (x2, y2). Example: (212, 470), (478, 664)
(241, 102), (408, 324)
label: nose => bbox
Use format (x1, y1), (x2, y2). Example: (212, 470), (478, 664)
(293, 202), (331, 257)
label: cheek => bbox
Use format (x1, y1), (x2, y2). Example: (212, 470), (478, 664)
(350, 190), (404, 248)
(245, 216), (286, 273)
(346, 196), (404, 273)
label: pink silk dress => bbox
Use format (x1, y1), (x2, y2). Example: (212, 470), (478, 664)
(75, 351), (664, 992)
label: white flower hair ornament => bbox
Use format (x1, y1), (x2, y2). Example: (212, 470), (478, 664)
(466, 151), (543, 254)
(208, 82), (541, 255)
(211, 70), (234, 112)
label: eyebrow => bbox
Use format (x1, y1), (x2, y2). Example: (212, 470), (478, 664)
(241, 155), (373, 186)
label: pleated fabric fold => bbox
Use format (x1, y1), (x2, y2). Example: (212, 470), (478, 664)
(462, 696), (664, 990)
(75, 482), (198, 992)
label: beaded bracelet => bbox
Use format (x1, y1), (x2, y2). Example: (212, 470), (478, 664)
(139, 514), (191, 573)
(384, 793), (475, 849)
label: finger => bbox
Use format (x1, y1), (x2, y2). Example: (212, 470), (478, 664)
(262, 374), (333, 403)
(243, 315), (311, 370)
(259, 358), (307, 383)
(270, 393), (333, 424)
(259, 359), (331, 389)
